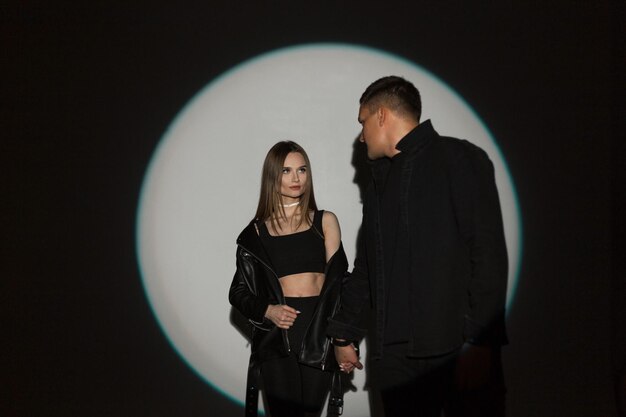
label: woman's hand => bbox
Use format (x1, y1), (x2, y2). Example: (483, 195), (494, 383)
(264, 304), (300, 329)
(335, 344), (363, 373)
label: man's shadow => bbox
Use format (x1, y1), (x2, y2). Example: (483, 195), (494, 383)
(351, 135), (372, 205)
(350, 136), (387, 417)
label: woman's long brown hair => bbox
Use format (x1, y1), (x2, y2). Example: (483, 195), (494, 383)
(254, 141), (318, 234)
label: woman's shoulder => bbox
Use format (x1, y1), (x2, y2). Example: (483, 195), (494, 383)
(320, 210), (340, 234)
(319, 209), (338, 223)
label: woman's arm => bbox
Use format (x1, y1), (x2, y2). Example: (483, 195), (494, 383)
(322, 211), (341, 261)
(229, 247), (298, 329)
(228, 248), (270, 323)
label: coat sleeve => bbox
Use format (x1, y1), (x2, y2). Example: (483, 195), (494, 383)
(228, 247), (271, 324)
(451, 142), (509, 345)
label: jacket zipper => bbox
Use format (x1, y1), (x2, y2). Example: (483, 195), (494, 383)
(238, 243), (291, 353)
(299, 248), (341, 368)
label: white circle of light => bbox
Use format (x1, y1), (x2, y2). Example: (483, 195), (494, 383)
(137, 44), (521, 416)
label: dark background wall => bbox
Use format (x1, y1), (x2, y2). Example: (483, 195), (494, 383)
(3, 1), (623, 416)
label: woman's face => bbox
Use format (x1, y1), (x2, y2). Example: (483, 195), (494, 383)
(279, 152), (308, 201)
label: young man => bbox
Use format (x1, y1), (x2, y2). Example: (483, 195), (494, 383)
(328, 76), (508, 416)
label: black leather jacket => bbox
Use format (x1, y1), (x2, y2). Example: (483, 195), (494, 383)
(229, 220), (349, 370)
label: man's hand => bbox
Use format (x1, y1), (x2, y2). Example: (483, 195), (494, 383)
(264, 304), (299, 329)
(455, 343), (492, 390)
(334, 344), (363, 374)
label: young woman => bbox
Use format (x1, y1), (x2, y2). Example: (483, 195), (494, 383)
(229, 141), (348, 417)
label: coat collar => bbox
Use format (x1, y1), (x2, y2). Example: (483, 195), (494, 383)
(395, 119), (436, 155)
(370, 119), (438, 184)
(237, 220), (274, 269)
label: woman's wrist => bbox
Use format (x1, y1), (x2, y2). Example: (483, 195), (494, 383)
(331, 338), (352, 347)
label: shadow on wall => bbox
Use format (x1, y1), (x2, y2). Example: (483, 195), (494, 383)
(350, 135), (387, 416)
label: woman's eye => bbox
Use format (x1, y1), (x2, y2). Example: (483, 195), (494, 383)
(298, 167), (307, 173)
(282, 168), (290, 174)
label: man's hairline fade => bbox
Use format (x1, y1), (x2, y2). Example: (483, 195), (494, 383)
(359, 75), (422, 123)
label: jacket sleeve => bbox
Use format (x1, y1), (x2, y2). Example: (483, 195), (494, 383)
(326, 210), (370, 341)
(451, 142), (509, 346)
(228, 247), (271, 324)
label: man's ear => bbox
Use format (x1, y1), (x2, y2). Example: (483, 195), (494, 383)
(377, 106), (386, 126)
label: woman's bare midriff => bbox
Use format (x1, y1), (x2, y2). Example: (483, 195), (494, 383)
(279, 272), (325, 297)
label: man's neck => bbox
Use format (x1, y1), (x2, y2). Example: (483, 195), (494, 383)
(387, 121), (419, 157)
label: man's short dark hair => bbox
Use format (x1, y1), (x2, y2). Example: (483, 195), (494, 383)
(360, 76), (421, 122)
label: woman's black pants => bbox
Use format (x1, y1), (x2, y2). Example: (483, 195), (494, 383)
(260, 296), (332, 417)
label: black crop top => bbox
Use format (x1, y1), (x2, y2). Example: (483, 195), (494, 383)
(259, 210), (326, 278)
